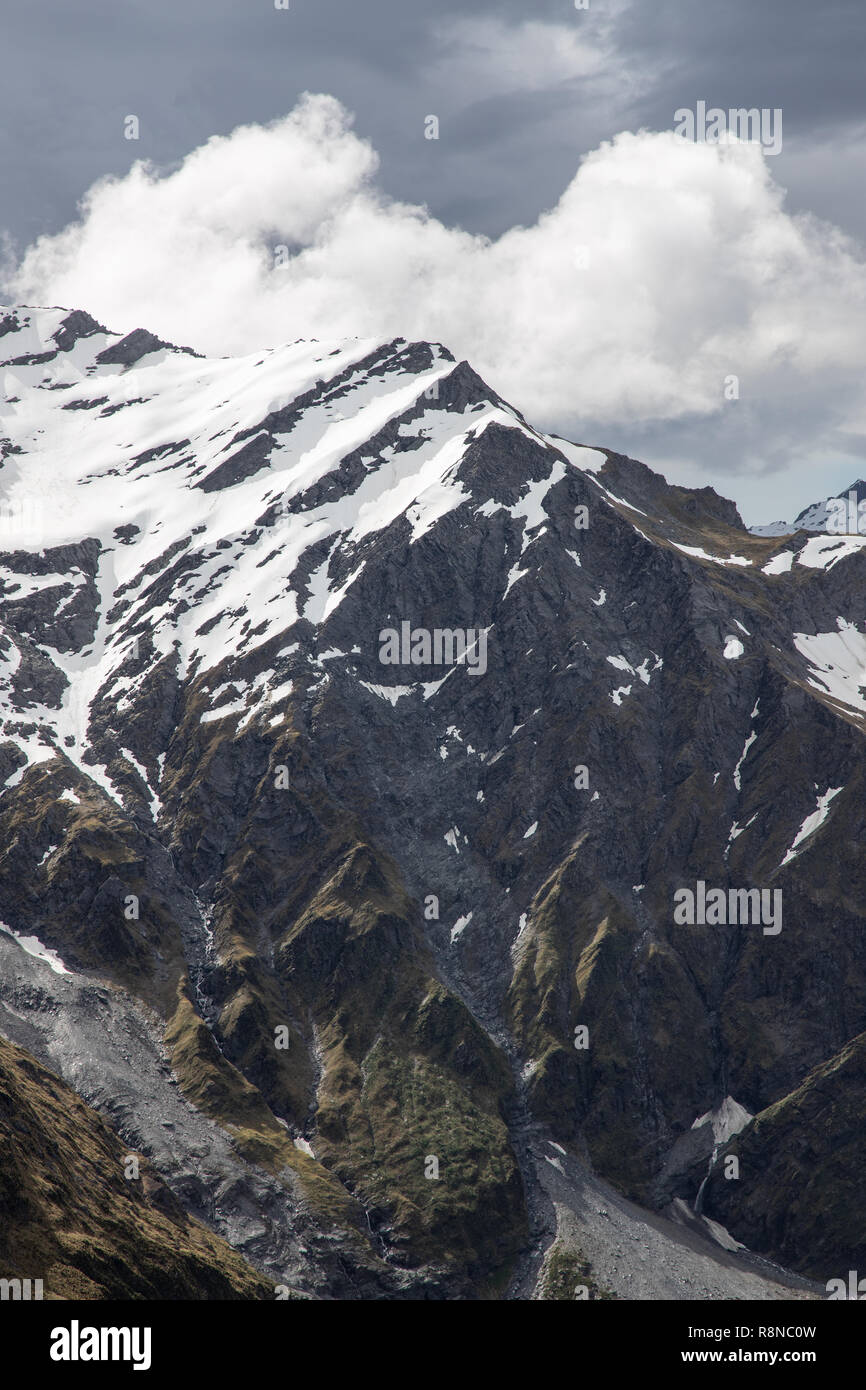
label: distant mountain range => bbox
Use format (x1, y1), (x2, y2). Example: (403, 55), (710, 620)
(751, 480), (866, 537)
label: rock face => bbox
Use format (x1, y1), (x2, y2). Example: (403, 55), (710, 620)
(0, 302), (861, 1298)
(703, 1033), (866, 1281)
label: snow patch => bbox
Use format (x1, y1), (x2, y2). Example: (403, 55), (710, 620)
(450, 912), (473, 944)
(793, 620), (866, 712)
(547, 438), (607, 473)
(359, 681), (413, 706)
(733, 731), (757, 790)
(797, 534), (866, 570)
(781, 786), (843, 866)
(692, 1096), (752, 1149)
(762, 551), (794, 575)
(672, 543), (751, 567)
(0, 921), (69, 975)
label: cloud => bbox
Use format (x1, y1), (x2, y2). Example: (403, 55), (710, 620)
(10, 92), (866, 506)
(426, 18), (613, 96)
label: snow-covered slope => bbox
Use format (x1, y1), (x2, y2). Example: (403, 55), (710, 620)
(1, 309), (453, 768)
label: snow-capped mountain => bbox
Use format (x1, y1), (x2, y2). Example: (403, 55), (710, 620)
(751, 479), (866, 537)
(1, 303), (863, 1299)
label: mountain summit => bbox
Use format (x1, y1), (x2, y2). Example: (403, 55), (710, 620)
(0, 304), (861, 1299)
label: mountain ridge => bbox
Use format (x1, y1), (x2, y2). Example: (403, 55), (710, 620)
(0, 302), (862, 1299)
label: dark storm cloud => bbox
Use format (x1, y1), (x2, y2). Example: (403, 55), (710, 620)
(617, 0), (866, 128)
(3, 0), (865, 244)
(1, 0), (588, 245)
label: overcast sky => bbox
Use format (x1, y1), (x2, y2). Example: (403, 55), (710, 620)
(3, 0), (866, 524)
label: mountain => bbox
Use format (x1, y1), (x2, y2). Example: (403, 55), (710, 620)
(0, 302), (862, 1300)
(751, 479), (866, 537)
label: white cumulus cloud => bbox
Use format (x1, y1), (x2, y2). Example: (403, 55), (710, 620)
(9, 92), (866, 505)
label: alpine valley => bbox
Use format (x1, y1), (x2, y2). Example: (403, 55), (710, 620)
(0, 303), (863, 1301)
